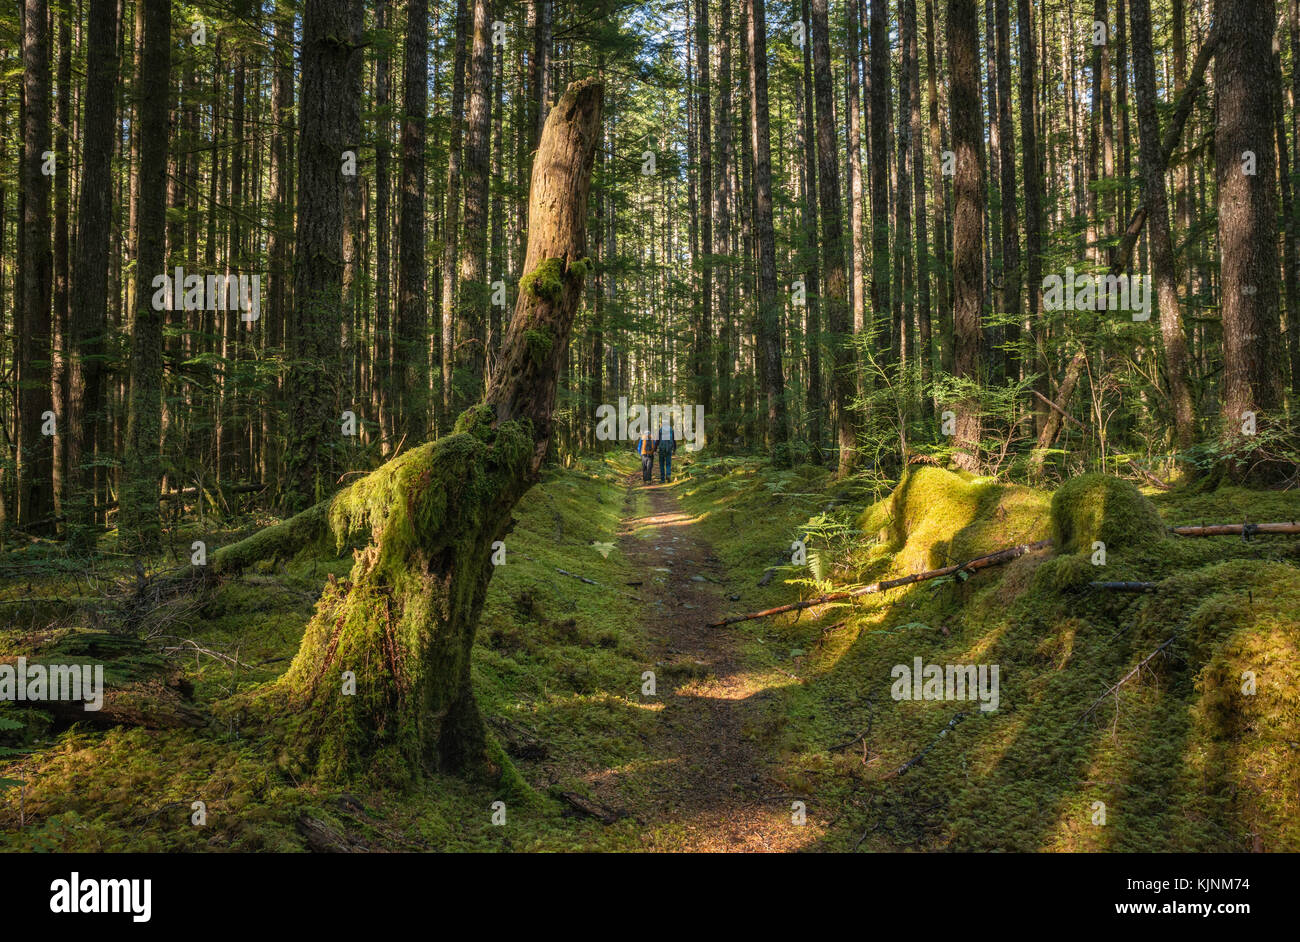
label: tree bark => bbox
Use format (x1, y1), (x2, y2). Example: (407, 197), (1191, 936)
(948, 0), (985, 472)
(1215, 0), (1286, 457)
(745, 0), (789, 462)
(120, 0), (170, 550)
(263, 79), (603, 782)
(64, 0), (119, 546)
(1131, 0), (1197, 451)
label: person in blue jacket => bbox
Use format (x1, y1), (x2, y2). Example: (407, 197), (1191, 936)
(655, 417), (675, 483)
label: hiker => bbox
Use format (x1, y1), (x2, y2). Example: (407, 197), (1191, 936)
(655, 415), (676, 483)
(637, 430), (656, 484)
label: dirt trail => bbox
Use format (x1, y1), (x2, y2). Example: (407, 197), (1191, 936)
(587, 474), (816, 851)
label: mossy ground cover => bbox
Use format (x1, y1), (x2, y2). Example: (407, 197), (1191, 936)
(0, 453), (659, 851)
(680, 459), (1300, 852)
(2, 452), (1296, 851)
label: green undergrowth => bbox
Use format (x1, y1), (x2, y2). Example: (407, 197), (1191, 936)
(680, 460), (1300, 852)
(0, 452), (657, 851)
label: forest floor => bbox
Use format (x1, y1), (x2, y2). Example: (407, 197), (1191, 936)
(1, 451), (1298, 852)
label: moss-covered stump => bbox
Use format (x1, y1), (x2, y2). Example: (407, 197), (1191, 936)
(1049, 473), (1167, 555)
(859, 466), (1051, 573)
(245, 413), (535, 783)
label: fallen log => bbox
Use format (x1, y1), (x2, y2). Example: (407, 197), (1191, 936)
(1170, 522), (1300, 537)
(707, 539), (1053, 628)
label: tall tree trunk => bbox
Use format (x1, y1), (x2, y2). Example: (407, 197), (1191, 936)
(1131, 0), (1196, 451)
(694, 0), (714, 427)
(373, 0), (394, 449)
(396, 0), (429, 447)
(283, 0), (362, 512)
(994, 0), (1020, 382)
(745, 0), (789, 462)
(948, 0), (985, 472)
(714, 0), (736, 447)
(798, 0), (822, 460)
(869, 0), (893, 359)
(905, 0), (933, 417)
(120, 0), (170, 549)
(457, 0), (492, 405)
(1017, 0), (1045, 435)
(440, 0), (468, 419)
(926, 0), (952, 377)
(65, 0), (119, 546)
(846, 0), (866, 340)
(17, 0), (54, 534)
(1214, 0), (1286, 460)
(810, 0), (855, 474)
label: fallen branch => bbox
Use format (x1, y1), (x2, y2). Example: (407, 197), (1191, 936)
(888, 711), (969, 778)
(708, 540), (1052, 628)
(1069, 635), (1177, 731)
(1088, 581), (1158, 592)
(1171, 522), (1300, 537)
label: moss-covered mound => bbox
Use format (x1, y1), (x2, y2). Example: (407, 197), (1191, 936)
(858, 466), (1051, 574)
(1050, 473), (1167, 555)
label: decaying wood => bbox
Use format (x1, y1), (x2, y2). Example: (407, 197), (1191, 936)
(708, 539), (1052, 627)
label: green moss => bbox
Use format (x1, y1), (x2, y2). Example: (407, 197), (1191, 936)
(520, 258), (566, 303)
(523, 328), (553, 365)
(1050, 473), (1167, 555)
(858, 466), (1051, 573)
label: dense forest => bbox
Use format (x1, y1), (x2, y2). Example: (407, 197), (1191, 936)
(0, 0), (1297, 858)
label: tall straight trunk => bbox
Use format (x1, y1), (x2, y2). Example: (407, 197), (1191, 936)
(18, 0), (54, 533)
(120, 0), (170, 549)
(994, 0), (1020, 382)
(65, 0), (119, 545)
(896, 0), (917, 383)
(266, 4), (296, 467)
(490, 25), (505, 381)
(341, 0), (365, 411)
(846, 0), (865, 338)
(905, 0), (932, 415)
(798, 0), (822, 459)
(283, 0), (361, 512)
(948, 0), (985, 472)
(1017, 0), (1045, 433)
(397, 0), (429, 447)
(531, 0), (553, 147)
(457, 0), (492, 406)
(373, 0), (394, 448)
(811, 0), (855, 474)
(926, 0), (951, 377)
(984, 0), (1002, 333)
(694, 0), (713, 424)
(869, 0), (892, 357)
(1131, 0), (1196, 450)
(714, 0), (736, 445)
(1279, 23), (1300, 397)
(52, 1), (70, 520)
(1214, 0), (1286, 448)
(440, 0), (468, 418)
(746, 0), (789, 462)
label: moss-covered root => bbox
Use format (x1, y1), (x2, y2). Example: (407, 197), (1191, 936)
(1049, 473), (1168, 555)
(243, 415), (535, 785)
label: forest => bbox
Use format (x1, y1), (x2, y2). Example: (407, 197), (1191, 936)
(0, 0), (1297, 858)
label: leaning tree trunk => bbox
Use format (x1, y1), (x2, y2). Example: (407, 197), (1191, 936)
(247, 79), (604, 783)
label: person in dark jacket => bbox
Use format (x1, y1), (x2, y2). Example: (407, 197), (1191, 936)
(637, 430), (656, 484)
(655, 417), (675, 483)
